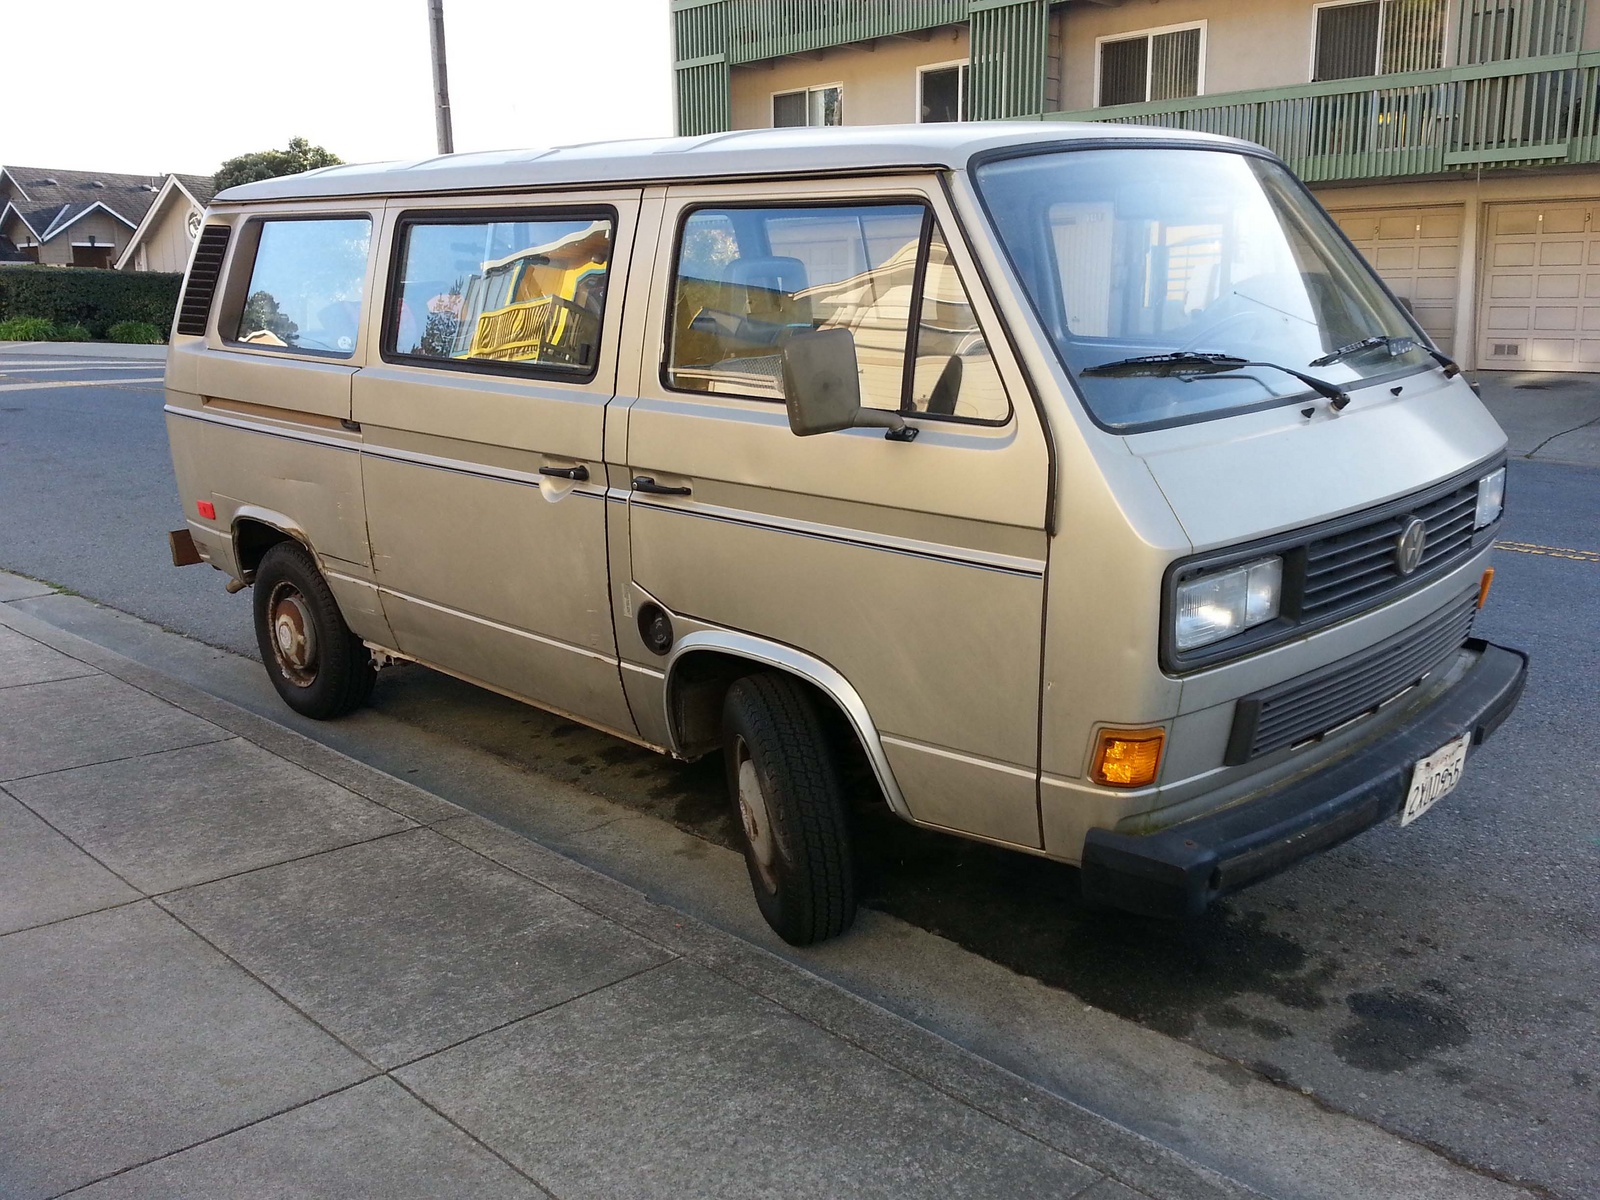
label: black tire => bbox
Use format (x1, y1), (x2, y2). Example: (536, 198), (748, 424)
(722, 673), (856, 945)
(251, 541), (375, 720)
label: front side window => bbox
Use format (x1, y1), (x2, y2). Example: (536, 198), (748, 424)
(388, 214), (613, 374)
(1313, 0), (1446, 81)
(920, 63), (968, 122)
(976, 147), (1429, 431)
(665, 203), (1008, 423)
(773, 85), (842, 128)
(1098, 25), (1203, 106)
(234, 218), (371, 356)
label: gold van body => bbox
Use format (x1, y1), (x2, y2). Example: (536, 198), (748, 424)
(164, 126), (1526, 942)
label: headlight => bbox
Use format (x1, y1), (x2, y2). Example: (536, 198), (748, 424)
(1475, 467), (1505, 528)
(1175, 556), (1283, 651)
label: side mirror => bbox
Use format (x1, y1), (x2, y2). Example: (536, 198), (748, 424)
(780, 328), (917, 441)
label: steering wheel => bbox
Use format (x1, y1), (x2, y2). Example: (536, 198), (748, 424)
(1178, 307), (1269, 354)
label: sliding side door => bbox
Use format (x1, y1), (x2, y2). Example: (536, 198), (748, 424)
(353, 191), (642, 738)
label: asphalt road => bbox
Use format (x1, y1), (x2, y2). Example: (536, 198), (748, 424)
(3, 354), (1597, 1198)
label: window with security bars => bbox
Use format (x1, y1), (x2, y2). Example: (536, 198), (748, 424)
(1098, 25), (1203, 107)
(1313, 0), (1447, 81)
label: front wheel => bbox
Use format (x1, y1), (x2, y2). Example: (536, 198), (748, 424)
(722, 673), (856, 945)
(251, 541), (374, 719)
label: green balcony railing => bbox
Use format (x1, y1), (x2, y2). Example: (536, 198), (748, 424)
(1042, 51), (1600, 183)
(718, 0), (968, 64)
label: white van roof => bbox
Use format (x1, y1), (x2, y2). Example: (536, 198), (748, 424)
(214, 123), (1247, 204)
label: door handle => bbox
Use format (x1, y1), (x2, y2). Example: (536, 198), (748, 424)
(632, 476), (692, 497)
(539, 464), (589, 482)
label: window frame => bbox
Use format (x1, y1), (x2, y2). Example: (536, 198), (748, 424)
(1310, 0), (1381, 80)
(659, 196), (1013, 428)
(379, 204), (619, 385)
(221, 213), (375, 361)
(771, 83), (845, 128)
(917, 59), (970, 123)
(1308, 0), (1447, 81)
(1093, 20), (1208, 107)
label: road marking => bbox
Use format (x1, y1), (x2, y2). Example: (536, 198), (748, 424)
(0, 377), (163, 392)
(1497, 539), (1600, 564)
(0, 362), (162, 372)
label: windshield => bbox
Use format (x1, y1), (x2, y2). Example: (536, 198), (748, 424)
(974, 147), (1432, 430)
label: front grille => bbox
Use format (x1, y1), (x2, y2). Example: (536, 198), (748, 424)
(1224, 591), (1477, 764)
(1300, 482), (1478, 620)
(175, 225), (230, 337)
(1162, 460), (1501, 673)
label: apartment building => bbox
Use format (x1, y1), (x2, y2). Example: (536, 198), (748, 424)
(672, 0), (1600, 373)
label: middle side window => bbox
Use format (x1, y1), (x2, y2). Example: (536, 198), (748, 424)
(388, 212), (614, 376)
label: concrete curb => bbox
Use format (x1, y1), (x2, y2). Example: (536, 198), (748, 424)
(0, 598), (1267, 1200)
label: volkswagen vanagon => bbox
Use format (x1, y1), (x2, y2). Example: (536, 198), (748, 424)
(163, 125), (1527, 944)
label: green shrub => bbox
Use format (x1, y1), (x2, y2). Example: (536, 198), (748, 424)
(0, 315), (55, 341)
(107, 320), (165, 344)
(0, 267), (183, 339)
(52, 323), (92, 342)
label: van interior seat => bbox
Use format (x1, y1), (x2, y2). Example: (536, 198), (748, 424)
(723, 256), (812, 328)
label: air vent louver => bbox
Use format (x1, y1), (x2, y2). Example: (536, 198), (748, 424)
(175, 225), (230, 337)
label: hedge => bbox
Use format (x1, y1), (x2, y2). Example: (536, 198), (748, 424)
(0, 266), (183, 340)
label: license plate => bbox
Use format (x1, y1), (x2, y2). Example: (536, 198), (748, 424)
(1400, 732), (1471, 826)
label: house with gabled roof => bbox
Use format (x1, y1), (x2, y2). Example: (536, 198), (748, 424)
(0, 165), (208, 269)
(115, 174), (217, 272)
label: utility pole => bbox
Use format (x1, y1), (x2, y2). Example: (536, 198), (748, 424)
(428, 0), (455, 155)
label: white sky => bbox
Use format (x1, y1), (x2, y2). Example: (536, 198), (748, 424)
(3, 0), (675, 176)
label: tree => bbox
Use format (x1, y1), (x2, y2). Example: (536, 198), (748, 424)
(214, 137), (343, 192)
(239, 290), (299, 346)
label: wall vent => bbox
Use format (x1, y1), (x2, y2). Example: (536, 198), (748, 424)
(1490, 342), (1522, 357)
(175, 225), (231, 338)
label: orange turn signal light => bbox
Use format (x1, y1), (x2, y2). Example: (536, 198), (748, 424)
(1477, 567), (1495, 609)
(1090, 727), (1165, 788)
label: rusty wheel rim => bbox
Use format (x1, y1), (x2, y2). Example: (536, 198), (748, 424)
(735, 737), (778, 894)
(267, 582), (319, 688)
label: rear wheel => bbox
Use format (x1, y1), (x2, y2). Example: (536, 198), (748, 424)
(251, 541), (374, 719)
(722, 673), (856, 945)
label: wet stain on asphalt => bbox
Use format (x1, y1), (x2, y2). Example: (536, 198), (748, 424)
(1208, 1002), (1294, 1041)
(849, 805), (1339, 1038)
(1331, 987), (1471, 1071)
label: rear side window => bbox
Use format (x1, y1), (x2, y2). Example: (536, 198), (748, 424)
(233, 218), (371, 356)
(387, 213), (614, 377)
(665, 203), (1008, 423)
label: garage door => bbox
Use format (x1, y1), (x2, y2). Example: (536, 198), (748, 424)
(1480, 202), (1600, 372)
(1334, 207), (1462, 356)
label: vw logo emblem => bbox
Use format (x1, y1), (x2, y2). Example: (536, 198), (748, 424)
(1395, 516), (1427, 575)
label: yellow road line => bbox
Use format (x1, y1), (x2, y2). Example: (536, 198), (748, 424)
(1497, 540), (1600, 563)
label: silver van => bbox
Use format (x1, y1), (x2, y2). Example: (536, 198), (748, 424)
(163, 125), (1526, 944)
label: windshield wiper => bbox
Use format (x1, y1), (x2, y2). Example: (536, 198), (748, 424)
(1085, 351), (1352, 408)
(1310, 335), (1460, 377)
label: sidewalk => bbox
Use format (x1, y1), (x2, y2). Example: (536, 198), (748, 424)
(0, 590), (1249, 1200)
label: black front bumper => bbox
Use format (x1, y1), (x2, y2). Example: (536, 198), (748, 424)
(1080, 638), (1528, 919)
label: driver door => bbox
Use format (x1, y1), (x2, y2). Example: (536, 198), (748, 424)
(618, 177), (1053, 848)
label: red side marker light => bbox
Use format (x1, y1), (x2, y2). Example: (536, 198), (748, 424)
(196, 501), (217, 520)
